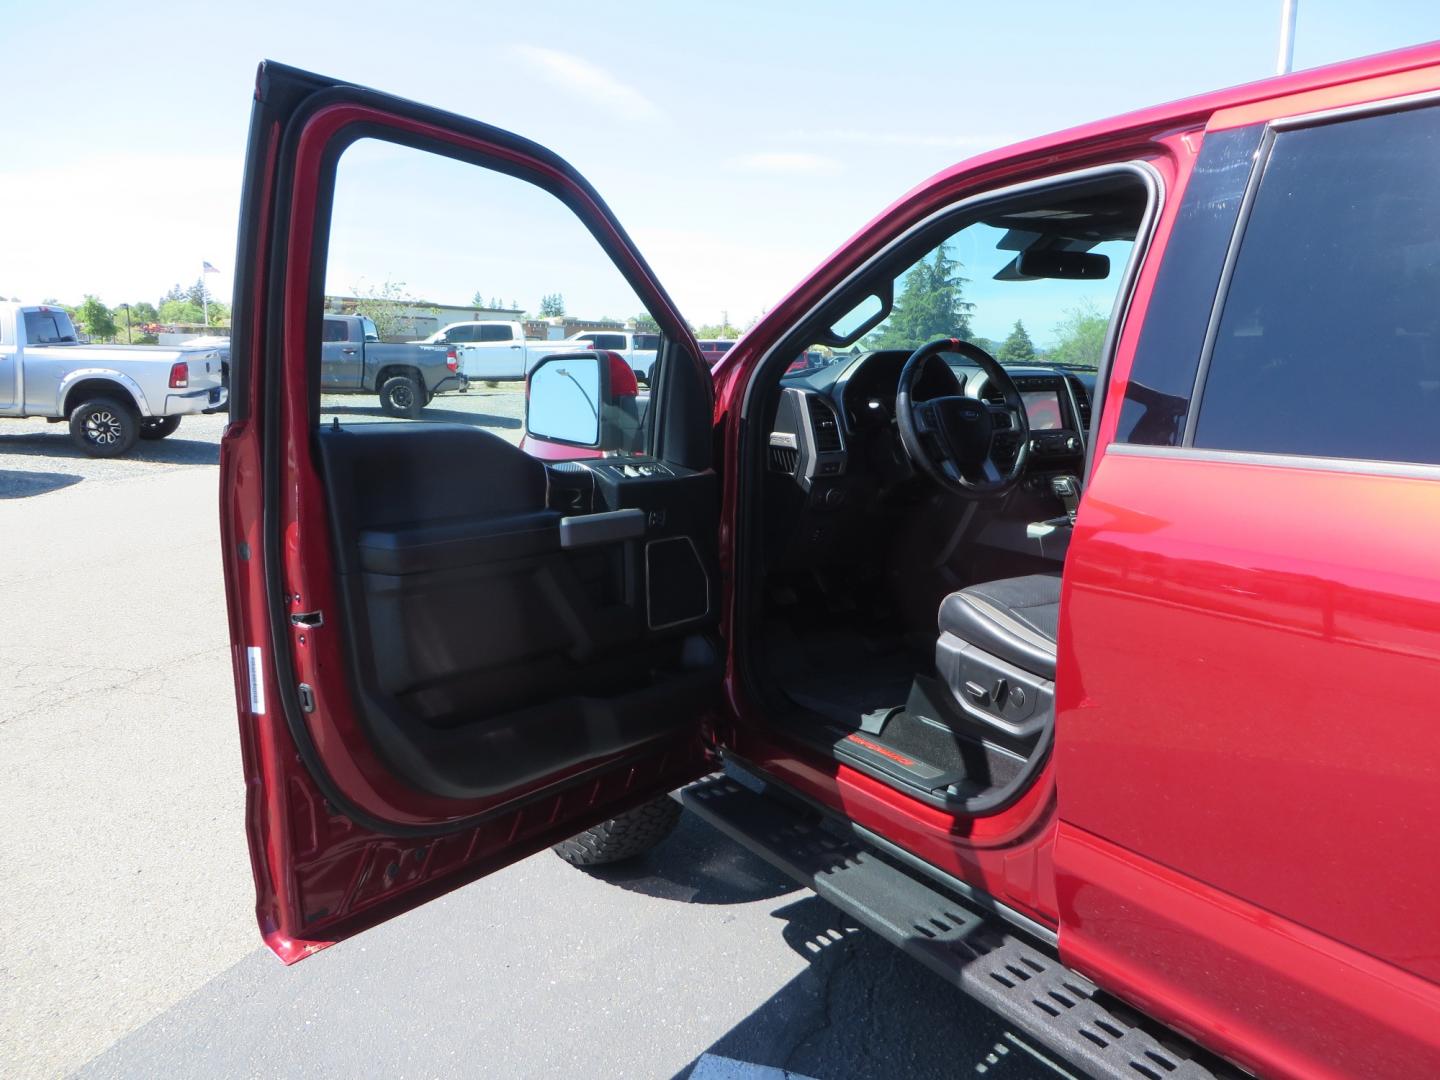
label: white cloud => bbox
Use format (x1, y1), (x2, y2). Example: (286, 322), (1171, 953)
(727, 152), (842, 176)
(512, 46), (662, 123)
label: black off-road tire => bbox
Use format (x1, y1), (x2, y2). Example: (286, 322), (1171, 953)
(139, 416), (182, 440)
(552, 795), (683, 867)
(379, 373), (425, 418)
(69, 397), (139, 457)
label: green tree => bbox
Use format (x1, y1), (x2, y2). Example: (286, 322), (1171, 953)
(539, 293), (565, 317)
(159, 298), (205, 324)
(866, 245), (973, 350)
(632, 313), (660, 333)
(996, 319), (1036, 364)
(77, 295), (117, 342)
(129, 301), (159, 324)
(471, 289), (486, 306)
(184, 277), (213, 308)
(1048, 300), (1109, 370)
(349, 278), (437, 341)
(696, 321), (740, 339)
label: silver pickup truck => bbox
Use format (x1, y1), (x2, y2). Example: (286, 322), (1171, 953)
(0, 302), (228, 457)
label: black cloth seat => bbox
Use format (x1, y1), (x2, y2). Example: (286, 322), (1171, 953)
(938, 574), (1061, 681)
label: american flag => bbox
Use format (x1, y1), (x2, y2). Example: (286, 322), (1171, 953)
(203, 261), (219, 274)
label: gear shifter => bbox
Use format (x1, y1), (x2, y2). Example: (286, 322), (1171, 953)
(1050, 474), (1081, 524)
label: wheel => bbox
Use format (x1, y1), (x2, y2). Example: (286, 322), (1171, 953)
(69, 397), (139, 457)
(552, 795), (683, 867)
(378, 373), (425, 418)
(138, 416), (182, 440)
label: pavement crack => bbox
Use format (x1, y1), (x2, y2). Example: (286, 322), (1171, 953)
(781, 933), (859, 1072)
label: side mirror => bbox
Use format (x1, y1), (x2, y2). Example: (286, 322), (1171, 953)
(526, 351), (641, 451)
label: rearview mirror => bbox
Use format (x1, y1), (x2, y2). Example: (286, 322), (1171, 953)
(1015, 249), (1110, 280)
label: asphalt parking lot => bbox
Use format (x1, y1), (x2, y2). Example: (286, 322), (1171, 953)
(0, 387), (1060, 1079)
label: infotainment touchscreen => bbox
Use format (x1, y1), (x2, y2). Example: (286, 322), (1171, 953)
(1019, 390), (1064, 431)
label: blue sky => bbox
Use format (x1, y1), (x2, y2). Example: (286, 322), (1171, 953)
(4, 0), (1438, 340)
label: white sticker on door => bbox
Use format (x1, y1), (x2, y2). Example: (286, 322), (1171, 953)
(247, 646), (266, 715)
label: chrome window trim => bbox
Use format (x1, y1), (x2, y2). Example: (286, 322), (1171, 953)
(1267, 84), (1440, 131)
(1106, 441), (1440, 482)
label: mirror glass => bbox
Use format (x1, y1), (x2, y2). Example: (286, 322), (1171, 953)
(527, 356), (601, 445)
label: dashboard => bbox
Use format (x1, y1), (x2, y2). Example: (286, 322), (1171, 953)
(762, 350), (1094, 573)
(770, 350), (1092, 486)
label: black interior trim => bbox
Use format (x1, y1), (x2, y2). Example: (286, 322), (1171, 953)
(732, 166), (1156, 817)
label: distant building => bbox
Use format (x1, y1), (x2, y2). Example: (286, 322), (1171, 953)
(522, 315), (627, 341)
(324, 295), (526, 341)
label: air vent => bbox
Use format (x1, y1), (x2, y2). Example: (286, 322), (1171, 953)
(1070, 379), (1093, 427)
(769, 445), (799, 474)
(807, 396), (843, 453)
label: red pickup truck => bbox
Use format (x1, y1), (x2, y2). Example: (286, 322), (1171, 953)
(223, 45), (1440, 1080)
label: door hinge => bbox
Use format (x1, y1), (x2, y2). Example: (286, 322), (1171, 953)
(290, 610), (324, 628)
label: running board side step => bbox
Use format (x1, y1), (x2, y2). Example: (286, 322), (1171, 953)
(680, 771), (1242, 1080)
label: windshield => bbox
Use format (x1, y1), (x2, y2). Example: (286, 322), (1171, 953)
(24, 309), (79, 344)
(788, 193), (1140, 381)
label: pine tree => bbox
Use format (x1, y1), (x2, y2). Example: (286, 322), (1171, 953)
(997, 319), (1036, 364)
(867, 245), (973, 349)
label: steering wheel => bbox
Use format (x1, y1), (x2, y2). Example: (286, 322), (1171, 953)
(895, 337), (1030, 497)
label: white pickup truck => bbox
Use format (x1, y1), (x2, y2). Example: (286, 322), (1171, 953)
(0, 302), (228, 456)
(419, 321), (660, 383)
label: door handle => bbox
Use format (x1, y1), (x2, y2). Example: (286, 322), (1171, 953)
(342, 347), (357, 355)
(510, 344), (522, 349)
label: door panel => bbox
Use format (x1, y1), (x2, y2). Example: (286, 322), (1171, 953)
(0, 346), (15, 410)
(1056, 86), (1440, 1077)
(315, 422), (721, 801)
(319, 340), (361, 389)
(1057, 450), (1440, 1078)
(222, 62), (718, 960)
(460, 341), (523, 379)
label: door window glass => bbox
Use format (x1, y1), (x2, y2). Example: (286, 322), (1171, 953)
(320, 137), (664, 458)
(1194, 106), (1440, 465)
(322, 318), (349, 342)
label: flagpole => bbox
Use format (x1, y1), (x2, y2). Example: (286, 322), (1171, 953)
(201, 262), (210, 327)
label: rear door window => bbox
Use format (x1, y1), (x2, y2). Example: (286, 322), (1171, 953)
(479, 324), (512, 342)
(23, 310), (77, 344)
(1194, 105), (1440, 465)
